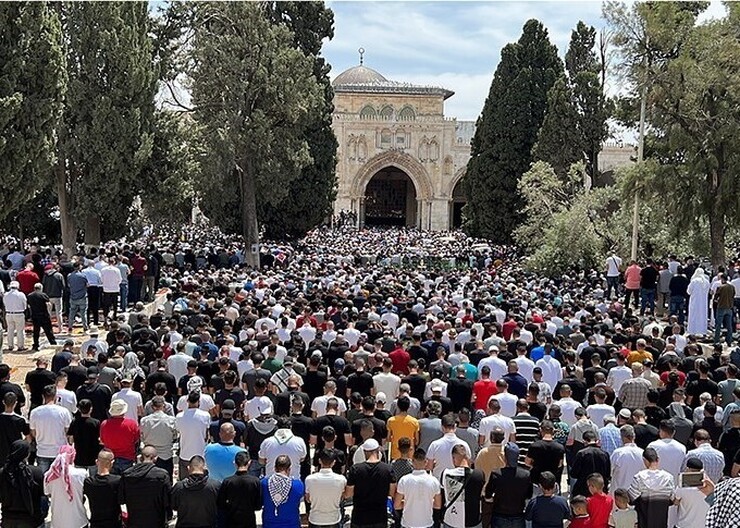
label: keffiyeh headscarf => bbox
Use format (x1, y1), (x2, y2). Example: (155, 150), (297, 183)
(44, 445), (76, 502)
(267, 473), (293, 516)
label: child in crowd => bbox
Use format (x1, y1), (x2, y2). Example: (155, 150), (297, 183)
(525, 471), (571, 528)
(586, 474), (613, 528)
(569, 495), (592, 528)
(609, 488), (638, 528)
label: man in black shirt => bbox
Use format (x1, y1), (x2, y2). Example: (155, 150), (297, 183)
(217, 451), (262, 528)
(351, 397), (388, 445)
(24, 357), (56, 410)
(0, 440), (45, 528)
(28, 283), (56, 351)
(485, 443), (532, 526)
(302, 354), (327, 401)
(346, 438), (396, 528)
(640, 260), (659, 316)
(0, 393), (30, 466)
(60, 353), (88, 392)
(171, 455), (220, 528)
(145, 360), (178, 402)
(76, 368), (113, 422)
(401, 361), (427, 401)
(289, 395), (314, 480)
(447, 366), (474, 412)
(84, 448), (122, 528)
(0, 363), (25, 414)
(526, 420), (566, 486)
(119, 445), (172, 528)
(241, 353), (272, 399)
(346, 360), (374, 398)
(312, 398), (352, 454)
(68, 399), (102, 472)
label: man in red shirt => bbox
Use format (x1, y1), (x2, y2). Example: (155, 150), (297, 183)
(502, 316), (518, 342)
(16, 263), (40, 295)
(472, 365), (498, 411)
(128, 250), (147, 305)
(296, 307), (318, 328)
(100, 399), (140, 474)
(389, 342), (411, 375)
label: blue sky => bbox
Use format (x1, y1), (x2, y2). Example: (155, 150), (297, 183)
(323, 1), (727, 122)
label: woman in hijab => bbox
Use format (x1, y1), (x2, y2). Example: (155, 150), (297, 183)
(121, 351), (146, 392)
(261, 455), (304, 528)
(687, 268), (711, 335)
(43, 445), (88, 528)
(0, 440), (45, 528)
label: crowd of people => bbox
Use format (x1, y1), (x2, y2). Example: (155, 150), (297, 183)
(0, 226), (739, 528)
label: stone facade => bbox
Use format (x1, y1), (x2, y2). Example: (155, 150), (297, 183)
(331, 63), (634, 230)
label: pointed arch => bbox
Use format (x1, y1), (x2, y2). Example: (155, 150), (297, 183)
(353, 150), (433, 201)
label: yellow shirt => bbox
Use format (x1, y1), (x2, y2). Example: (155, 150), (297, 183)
(387, 414), (420, 459)
(627, 350), (652, 366)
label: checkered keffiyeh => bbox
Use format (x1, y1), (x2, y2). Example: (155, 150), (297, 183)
(706, 477), (740, 528)
(267, 473), (293, 516)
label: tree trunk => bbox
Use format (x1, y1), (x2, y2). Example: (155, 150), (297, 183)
(56, 159), (77, 256)
(84, 214), (101, 248)
(237, 160), (260, 268)
(709, 195), (726, 269)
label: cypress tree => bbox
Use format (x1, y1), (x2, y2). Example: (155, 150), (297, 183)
(463, 20), (562, 242)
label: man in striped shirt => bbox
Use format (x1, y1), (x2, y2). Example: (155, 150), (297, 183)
(513, 399), (540, 466)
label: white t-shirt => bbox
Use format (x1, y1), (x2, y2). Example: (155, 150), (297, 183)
(176, 408), (211, 460)
(177, 393), (215, 414)
(305, 469), (347, 525)
(647, 438), (687, 481)
(112, 388), (143, 422)
(478, 414), (516, 446)
(167, 353), (191, 384)
(586, 404), (616, 428)
(607, 255), (623, 277)
(674, 483), (709, 528)
(100, 265), (123, 293)
(244, 396), (273, 421)
(259, 431), (307, 480)
(557, 398), (583, 426)
(56, 388), (78, 415)
(397, 470), (441, 528)
(30, 404), (73, 458)
(44, 465), (88, 528)
(373, 372), (401, 400)
(607, 366), (633, 394)
(490, 393), (518, 418)
(311, 395), (347, 417)
(427, 433), (471, 480)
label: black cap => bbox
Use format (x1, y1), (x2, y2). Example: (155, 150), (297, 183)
(86, 367), (99, 379)
(221, 399), (236, 410)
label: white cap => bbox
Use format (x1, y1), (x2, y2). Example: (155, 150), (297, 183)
(361, 438), (380, 451)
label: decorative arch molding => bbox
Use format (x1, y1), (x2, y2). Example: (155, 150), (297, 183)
(447, 165), (468, 198)
(353, 151), (434, 201)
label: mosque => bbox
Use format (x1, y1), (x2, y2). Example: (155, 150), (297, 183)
(330, 51), (634, 230)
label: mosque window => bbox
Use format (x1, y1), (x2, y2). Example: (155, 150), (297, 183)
(360, 105), (377, 119)
(379, 106), (394, 120)
(398, 106), (415, 121)
(380, 129), (392, 148)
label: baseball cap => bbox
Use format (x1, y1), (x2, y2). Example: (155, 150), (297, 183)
(283, 357), (294, 366)
(376, 392), (387, 403)
(334, 358), (345, 370)
(86, 367), (99, 379)
(361, 438), (380, 451)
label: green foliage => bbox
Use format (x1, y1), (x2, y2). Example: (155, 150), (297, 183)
(464, 19), (562, 242)
(139, 111), (199, 226)
(188, 2), (323, 253)
(0, 2), (65, 223)
(260, 1), (338, 239)
(61, 2), (157, 241)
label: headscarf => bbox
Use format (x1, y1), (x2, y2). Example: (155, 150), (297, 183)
(692, 267), (708, 283)
(44, 445), (76, 502)
(267, 472), (293, 516)
(1, 440), (35, 515)
(122, 351), (145, 380)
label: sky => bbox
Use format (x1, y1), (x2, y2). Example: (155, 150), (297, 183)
(322, 1), (728, 122)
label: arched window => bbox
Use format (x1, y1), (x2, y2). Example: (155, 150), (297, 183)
(379, 106), (394, 120)
(360, 105), (377, 119)
(398, 106), (415, 121)
(429, 139), (440, 162)
(357, 136), (367, 161)
(380, 129), (392, 148)
(418, 137), (429, 162)
(346, 136), (357, 160)
(395, 128), (407, 148)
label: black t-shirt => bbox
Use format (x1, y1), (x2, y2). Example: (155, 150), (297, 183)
(346, 371), (374, 397)
(527, 439), (565, 485)
(686, 378), (719, 407)
(68, 416), (102, 466)
(401, 374), (427, 401)
(290, 414), (314, 450)
(640, 266), (659, 289)
(351, 415), (388, 445)
(75, 383), (113, 422)
(634, 423), (659, 449)
(447, 378), (474, 412)
(24, 368), (57, 406)
(302, 370), (328, 401)
(27, 291), (50, 319)
(313, 414), (351, 452)
(347, 461), (396, 525)
(215, 387), (246, 413)
(0, 413), (30, 465)
(83, 473), (122, 528)
(145, 371), (177, 401)
(60, 365), (88, 393)
(0, 381), (26, 414)
(529, 401), (548, 422)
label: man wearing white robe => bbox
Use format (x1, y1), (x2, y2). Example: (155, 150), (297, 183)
(687, 268), (710, 336)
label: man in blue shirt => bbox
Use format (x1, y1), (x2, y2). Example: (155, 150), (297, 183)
(83, 261), (103, 327)
(204, 422), (246, 482)
(67, 263), (89, 332)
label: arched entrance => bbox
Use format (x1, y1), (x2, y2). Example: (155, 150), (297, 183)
(364, 166), (417, 227)
(450, 174), (466, 228)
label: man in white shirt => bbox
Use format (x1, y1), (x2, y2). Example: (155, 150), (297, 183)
(112, 376), (144, 421)
(586, 388), (615, 428)
(555, 385), (583, 426)
(176, 391), (212, 478)
(647, 420), (687, 482)
(100, 257), (123, 321)
(167, 342), (192, 385)
(373, 357), (401, 400)
(176, 377), (216, 415)
(610, 425), (645, 491)
(427, 414), (472, 480)
(514, 347), (535, 383)
(606, 253), (622, 300)
(627, 447), (676, 522)
(490, 379), (518, 418)
(259, 417), (307, 480)
(478, 399), (516, 447)
(396, 447), (442, 528)
(606, 354), (632, 394)
(535, 348), (562, 390)
(4, 281), (27, 351)
(55, 372), (77, 415)
(244, 378), (274, 421)
(381, 304), (400, 330)
(29, 385), (73, 473)
(305, 449), (347, 528)
(311, 381), (347, 417)
(674, 457), (710, 528)
(478, 346), (507, 381)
